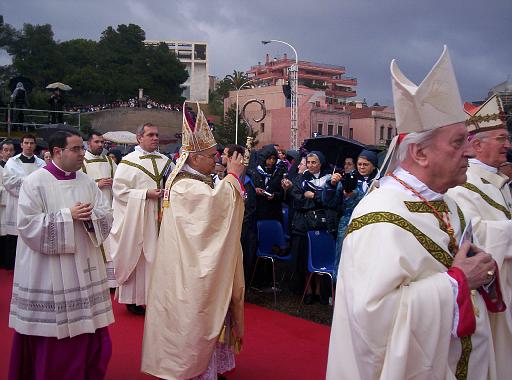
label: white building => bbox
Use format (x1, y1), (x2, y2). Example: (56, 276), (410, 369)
(144, 40), (209, 103)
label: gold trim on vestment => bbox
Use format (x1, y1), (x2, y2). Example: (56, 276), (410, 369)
(346, 209), (473, 376)
(170, 171), (214, 190)
(461, 183), (511, 219)
(119, 158), (172, 189)
(455, 336), (472, 380)
(347, 211), (454, 267)
(82, 155), (114, 178)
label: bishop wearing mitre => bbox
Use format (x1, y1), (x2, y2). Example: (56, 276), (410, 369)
(327, 46), (506, 380)
(142, 103), (246, 380)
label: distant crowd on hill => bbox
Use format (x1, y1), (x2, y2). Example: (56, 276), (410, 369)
(67, 98), (183, 113)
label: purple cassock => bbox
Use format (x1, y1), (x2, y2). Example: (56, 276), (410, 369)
(8, 160), (113, 380)
(9, 328), (112, 380)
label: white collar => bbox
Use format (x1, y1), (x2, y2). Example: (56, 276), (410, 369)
(380, 166), (444, 201)
(52, 160), (73, 176)
(181, 163), (207, 178)
(135, 145), (157, 155)
(85, 150), (103, 159)
(468, 158), (498, 174)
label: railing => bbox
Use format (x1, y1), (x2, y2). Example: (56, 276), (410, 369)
(0, 106), (81, 136)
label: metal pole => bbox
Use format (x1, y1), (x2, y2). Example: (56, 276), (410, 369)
(235, 79), (256, 145)
(261, 39), (299, 149)
(7, 103), (11, 137)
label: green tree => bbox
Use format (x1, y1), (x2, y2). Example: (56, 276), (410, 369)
(215, 104), (258, 146)
(6, 23), (63, 88)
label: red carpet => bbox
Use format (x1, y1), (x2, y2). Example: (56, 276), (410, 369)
(0, 269), (330, 379)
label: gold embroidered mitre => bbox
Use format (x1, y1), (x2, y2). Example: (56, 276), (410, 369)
(464, 94), (506, 134)
(181, 102), (217, 153)
(162, 102), (217, 207)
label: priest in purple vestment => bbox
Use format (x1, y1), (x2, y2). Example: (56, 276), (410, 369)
(8, 130), (115, 380)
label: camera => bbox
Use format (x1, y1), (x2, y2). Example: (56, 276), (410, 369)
(341, 170), (358, 193)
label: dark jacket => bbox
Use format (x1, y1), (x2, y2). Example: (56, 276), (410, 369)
(248, 145), (287, 221)
(289, 168), (340, 235)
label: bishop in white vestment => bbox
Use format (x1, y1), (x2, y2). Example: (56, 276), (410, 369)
(110, 123), (173, 310)
(447, 95), (512, 380)
(82, 132), (118, 287)
(8, 130), (114, 380)
(142, 104), (245, 380)
(327, 46), (505, 380)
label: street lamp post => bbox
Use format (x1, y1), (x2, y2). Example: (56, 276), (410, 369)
(235, 79), (256, 145)
(262, 39), (299, 149)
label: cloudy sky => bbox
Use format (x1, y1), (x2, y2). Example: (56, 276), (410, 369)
(1, 0), (510, 105)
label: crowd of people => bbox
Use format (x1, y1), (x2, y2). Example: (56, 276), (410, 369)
(1, 44), (512, 380)
(67, 98), (183, 114)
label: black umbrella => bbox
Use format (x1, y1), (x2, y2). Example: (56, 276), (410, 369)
(303, 136), (367, 167)
(36, 124), (84, 141)
(9, 76), (34, 93)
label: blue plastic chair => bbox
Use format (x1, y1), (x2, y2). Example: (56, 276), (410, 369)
(300, 230), (336, 306)
(282, 206), (290, 241)
(250, 220), (292, 304)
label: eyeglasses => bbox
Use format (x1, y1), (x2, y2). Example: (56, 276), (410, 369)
(64, 146), (86, 153)
(482, 135), (512, 144)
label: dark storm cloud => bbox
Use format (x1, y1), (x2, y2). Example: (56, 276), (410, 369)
(1, 0), (510, 104)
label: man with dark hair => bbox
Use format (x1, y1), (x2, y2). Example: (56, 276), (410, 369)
(2, 134), (45, 269)
(0, 140), (16, 268)
(1, 140), (15, 167)
(83, 131), (117, 287)
(9, 129), (114, 380)
(110, 123), (174, 315)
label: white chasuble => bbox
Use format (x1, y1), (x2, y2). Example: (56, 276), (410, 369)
(9, 167), (114, 339)
(327, 184), (499, 380)
(82, 151), (117, 286)
(82, 150), (117, 207)
(448, 163), (512, 380)
(142, 173), (245, 380)
(2, 154), (45, 235)
(110, 150), (173, 304)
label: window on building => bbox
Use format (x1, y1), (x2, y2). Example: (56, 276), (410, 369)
(328, 124), (334, 136)
(337, 124), (343, 136)
(387, 126), (393, 140)
(380, 125), (385, 140)
(260, 123), (265, 133)
(194, 44), (207, 60)
(349, 128), (354, 139)
(318, 123), (323, 135)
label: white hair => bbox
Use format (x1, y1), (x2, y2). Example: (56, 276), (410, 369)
(397, 129), (438, 163)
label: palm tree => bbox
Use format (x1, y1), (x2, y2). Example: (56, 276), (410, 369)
(224, 70), (251, 90)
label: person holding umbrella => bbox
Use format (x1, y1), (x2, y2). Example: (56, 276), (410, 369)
(46, 82), (72, 124)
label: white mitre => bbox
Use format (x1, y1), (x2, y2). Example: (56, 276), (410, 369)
(391, 45), (466, 134)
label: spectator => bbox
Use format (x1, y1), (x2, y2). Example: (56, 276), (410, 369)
(250, 145), (287, 222)
(323, 168), (363, 280)
(49, 89), (64, 124)
(356, 149), (378, 193)
(287, 151), (341, 304)
(10, 82), (29, 127)
(277, 148), (291, 170)
(43, 151), (52, 165)
(343, 157), (355, 173)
